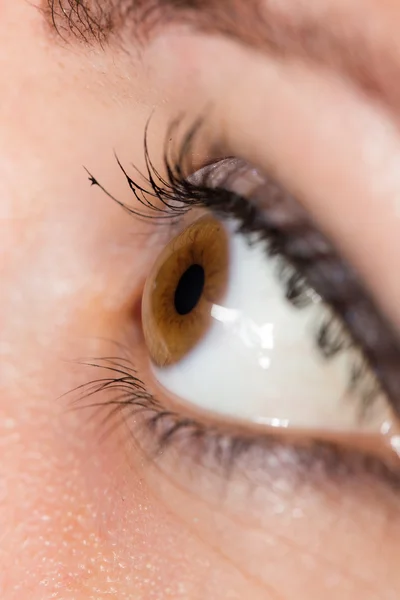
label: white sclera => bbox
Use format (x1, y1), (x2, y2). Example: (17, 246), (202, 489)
(153, 227), (390, 431)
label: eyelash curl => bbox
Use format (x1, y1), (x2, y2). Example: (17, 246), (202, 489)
(77, 117), (400, 489)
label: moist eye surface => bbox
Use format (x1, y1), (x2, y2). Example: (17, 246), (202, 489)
(141, 204), (392, 433)
(88, 123), (400, 452)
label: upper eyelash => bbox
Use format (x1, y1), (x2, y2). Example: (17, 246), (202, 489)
(86, 117), (400, 416)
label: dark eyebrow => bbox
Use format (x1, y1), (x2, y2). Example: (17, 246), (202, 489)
(45, 1), (400, 111)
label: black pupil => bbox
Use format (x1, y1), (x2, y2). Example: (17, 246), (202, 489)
(174, 264), (205, 316)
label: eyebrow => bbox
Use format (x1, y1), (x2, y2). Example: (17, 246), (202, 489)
(45, 0), (400, 111)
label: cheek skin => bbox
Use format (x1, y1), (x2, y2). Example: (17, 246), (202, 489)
(118, 426), (400, 600)
(0, 4), (262, 597)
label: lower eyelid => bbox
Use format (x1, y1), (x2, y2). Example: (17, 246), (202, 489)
(80, 317), (400, 481)
(145, 351), (395, 462)
(72, 351), (400, 499)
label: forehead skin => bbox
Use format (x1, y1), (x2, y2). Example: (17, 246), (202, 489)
(1, 0), (400, 599)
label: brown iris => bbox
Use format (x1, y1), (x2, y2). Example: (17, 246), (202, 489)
(142, 216), (229, 367)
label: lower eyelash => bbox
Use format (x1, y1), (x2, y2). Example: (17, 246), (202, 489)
(69, 354), (400, 494)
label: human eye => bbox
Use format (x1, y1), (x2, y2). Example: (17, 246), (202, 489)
(82, 117), (400, 487)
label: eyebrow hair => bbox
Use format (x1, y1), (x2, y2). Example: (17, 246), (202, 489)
(72, 350), (400, 504)
(44, 1), (400, 111)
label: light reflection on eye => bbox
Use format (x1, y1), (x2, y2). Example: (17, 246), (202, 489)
(141, 204), (393, 434)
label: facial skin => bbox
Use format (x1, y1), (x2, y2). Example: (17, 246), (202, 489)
(3, 1), (400, 598)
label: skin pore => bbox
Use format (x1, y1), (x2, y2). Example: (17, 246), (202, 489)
(2, 0), (400, 598)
